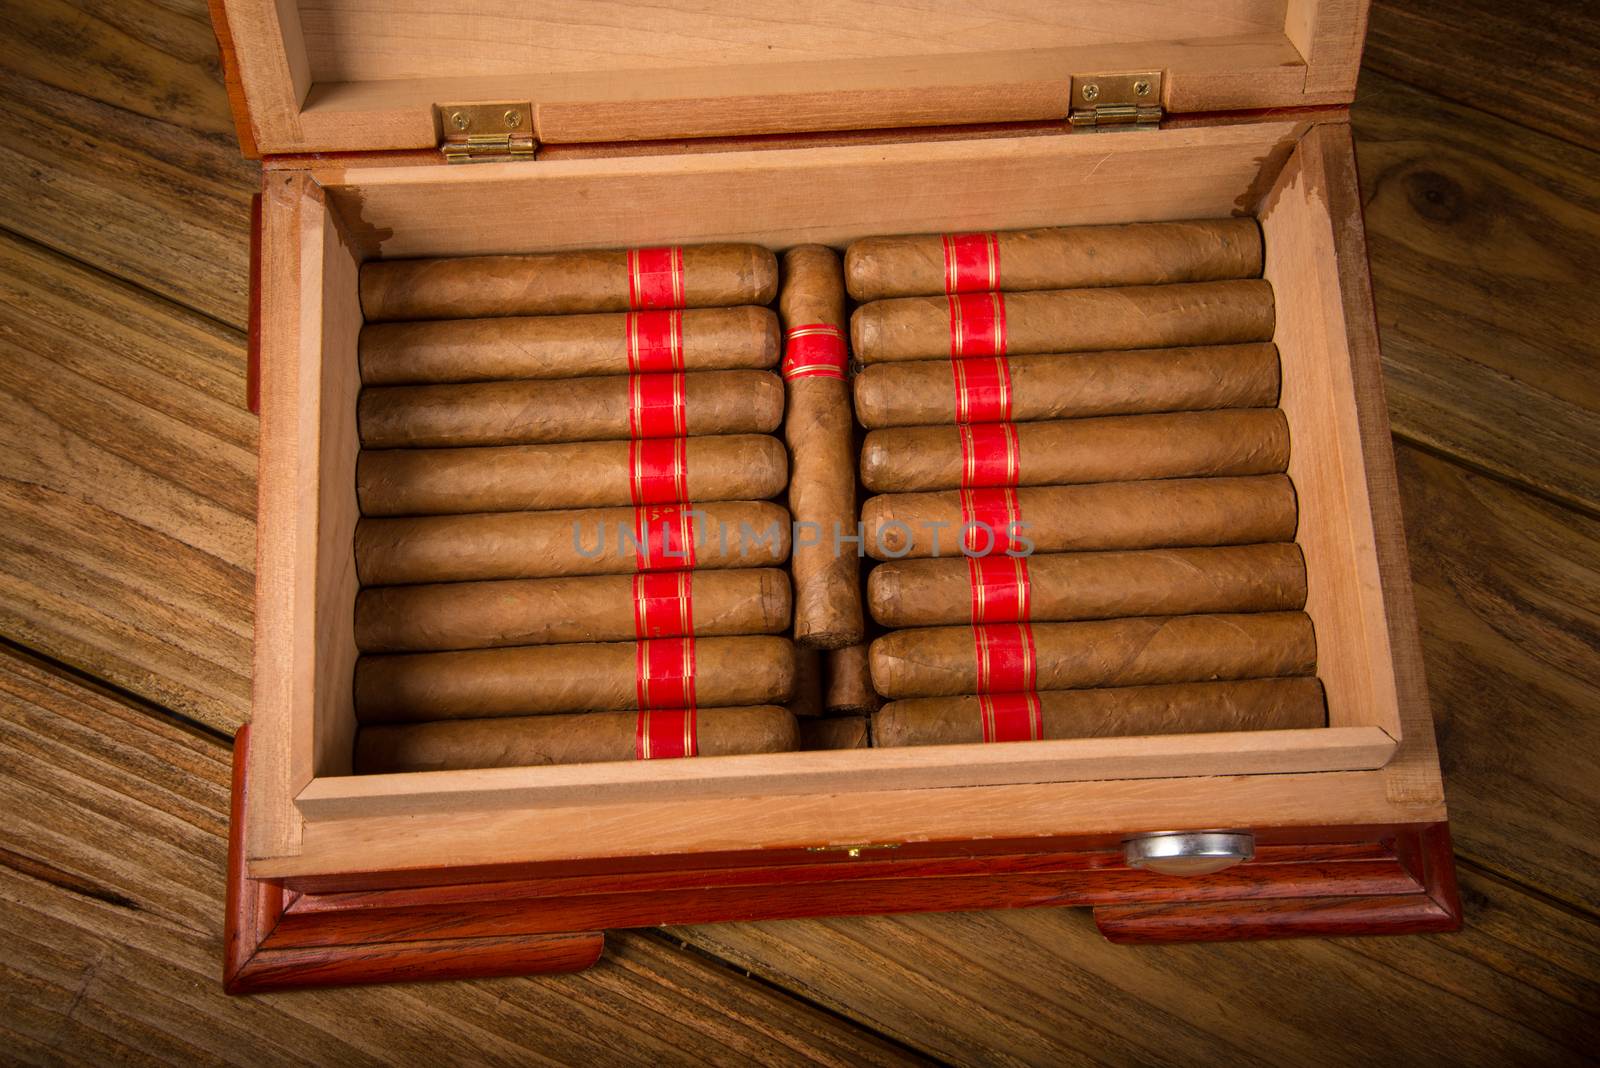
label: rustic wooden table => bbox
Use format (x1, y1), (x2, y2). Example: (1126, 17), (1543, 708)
(1, 3), (1596, 1063)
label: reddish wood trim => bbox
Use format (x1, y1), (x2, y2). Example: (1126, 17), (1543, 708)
(205, 0), (259, 159)
(1092, 824), (1462, 943)
(225, 726), (604, 994)
(246, 192), (262, 415)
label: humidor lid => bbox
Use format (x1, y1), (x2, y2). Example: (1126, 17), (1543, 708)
(211, 1), (1370, 160)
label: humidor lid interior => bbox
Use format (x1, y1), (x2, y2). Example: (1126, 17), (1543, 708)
(212, 0), (1370, 157)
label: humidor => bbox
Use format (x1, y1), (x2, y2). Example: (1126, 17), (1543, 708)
(210, 0), (1459, 993)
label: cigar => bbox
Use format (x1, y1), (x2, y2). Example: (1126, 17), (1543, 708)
(871, 678), (1327, 747)
(359, 306), (780, 384)
(799, 715), (870, 751)
(868, 612), (1317, 699)
(356, 500), (792, 585)
(780, 245), (864, 649)
(868, 544), (1306, 627)
(844, 220), (1263, 301)
(862, 475), (1297, 560)
(355, 706), (800, 772)
(358, 434), (788, 516)
(355, 635), (797, 722)
(790, 647), (825, 718)
(361, 244), (780, 322)
(825, 643), (882, 714)
(852, 280), (1274, 363)
(853, 344), (1280, 429)
(358, 370), (783, 449)
(355, 568), (792, 653)
(860, 410), (1288, 493)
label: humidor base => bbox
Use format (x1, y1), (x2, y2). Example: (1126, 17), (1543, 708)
(225, 726), (1459, 994)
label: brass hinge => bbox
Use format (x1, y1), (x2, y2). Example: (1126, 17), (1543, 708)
(1067, 72), (1163, 132)
(436, 101), (536, 162)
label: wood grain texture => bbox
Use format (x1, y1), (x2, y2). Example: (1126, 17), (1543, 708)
(0, 66), (257, 330)
(1365, 0), (1600, 153)
(0, 234), (256, 735)
(0, 647), (929, 1065)
(1354, 71), (1600, 514)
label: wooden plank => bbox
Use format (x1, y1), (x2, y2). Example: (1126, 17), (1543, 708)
(0, 647), (929, 1066)
(0, 66), (256, 330)
(673, 862), (1598, 1067)
(1394, 444), (1600, 911)
(1352, 71), (1600, 515)
(1364, 0), (1600, 153)
(0, 233), (256, 736)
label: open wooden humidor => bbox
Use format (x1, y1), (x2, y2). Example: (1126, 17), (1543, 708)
(211, 0), (1459, 993)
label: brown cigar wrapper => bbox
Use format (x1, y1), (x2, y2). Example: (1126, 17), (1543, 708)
(356, 568), (792, 653)
(872, 678), (1327, 747)
(851, 280), (1275, 363)
(854, 344), (1280, 429)
(869, 612), (1316, 699)
(358, 369), (783, 449)
(355, 706), (800, 773)
(789, 647), (825, 718)
(360, 306), (780, 384)
(799, 715), (870, 751)
(359, 434), (788, 516)
(360, 244), (780, 322)
(844, 220), (1264, 301)
(861, 409), (1289, 493)
(780, 245), (865, 649)
(869, 544), (1307, 628)
(863, 475), (1297, 560)
(356, 634), (797, 722)
(356, 500), (792, 585)
(826, 643), (883, 714)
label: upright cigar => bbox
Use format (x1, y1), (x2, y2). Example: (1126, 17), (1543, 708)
(357, 500), (792, 585)
(358, 369), (782, 449)
(869, 612), (1317, 699)
(359, 434), (787, 516)
(844, 220), (1263, 301)
(790, 647), (825, 718)
(360, 306), (780, 384)
(861, 410), (1289, 493)
(826, 643), (883, 714)
(862, 475), (1298, 560)
(799, 715), (870, 751)
(853, 344), (1280, 429)
(356, 635), (797, 722)
(869, 544), (1306, 628)
(355, 706), (800, 773)
(356, 568), (792, 653)
(361, 243), (780, 322)
(779, 245), (864, 649)
(872, 678), (1327, 747)
(852, 280), (1275, 363)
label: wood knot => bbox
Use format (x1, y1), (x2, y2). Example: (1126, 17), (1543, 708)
(1403, 169), (1466, 224)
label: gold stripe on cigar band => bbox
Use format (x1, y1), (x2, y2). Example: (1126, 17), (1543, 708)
(786, 326), (845, 340)
(942, 234), (958, 295)
(956, 422), (1020, 486)
(984, 234), (999, 290)
(784, 363), (846, 377)
(968, 555), (1030, 622)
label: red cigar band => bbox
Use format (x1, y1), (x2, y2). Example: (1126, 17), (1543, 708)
(957, 421), (1021, 491)
(629, 436), (689, 505)
(959, 487), (1025, 554)
(971, 622), (1038, 694)
(627, 246), (686, 309)
(948, 292), (1007, 357)
(782, 323), (848, 381)
(632, 571), (693, 639)
(978, 691), (1043, 743)
(634, 503), (698, 571)
(949, 356), (1012, 424)
(967, 554), (1031, 624)
(626, 310), (684, 372)
(635, 708), (698, 760)
(635, 635), (696, 710)
(628, 372), (687, 439)
(942, 232), (1001, 294)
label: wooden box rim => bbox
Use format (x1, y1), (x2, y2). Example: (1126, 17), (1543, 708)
(209, 0), (1372, 158)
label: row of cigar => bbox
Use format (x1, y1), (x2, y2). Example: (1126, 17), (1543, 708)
(843, 220), (1327, 746)
(353, 244), (825, 773)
